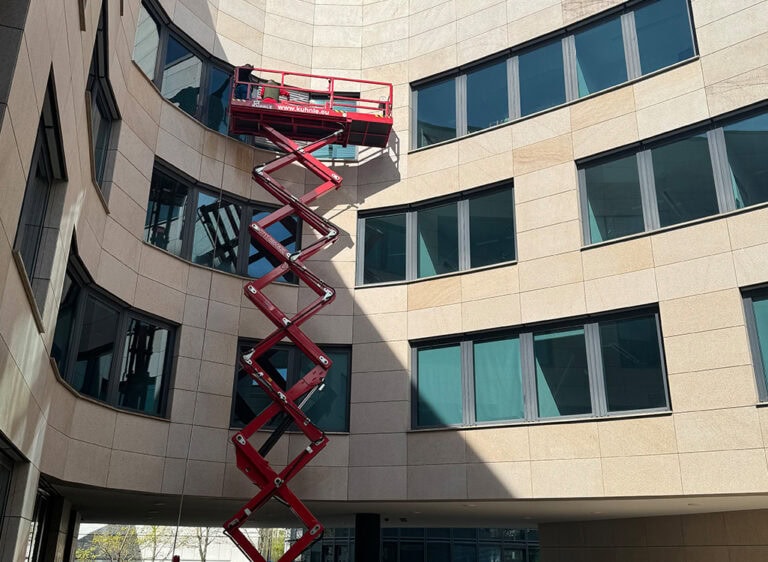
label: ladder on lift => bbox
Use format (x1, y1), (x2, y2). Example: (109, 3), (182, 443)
(222, 67), (393, 562)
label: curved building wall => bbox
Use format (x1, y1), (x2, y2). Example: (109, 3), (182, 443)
(1, 0), (768, 560)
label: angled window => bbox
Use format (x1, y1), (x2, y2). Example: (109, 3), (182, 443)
(51, 255), (175, 417)
(634, 0), (695, 76)
(579, 106), (768, 244)
(231, 342), (351, 432)
(13, 74), (67, 317)
(358, 183), (515, 285)
(412, 310), (668, 428)
(144, 161), (300, 282)
(87, 2), (120, 193)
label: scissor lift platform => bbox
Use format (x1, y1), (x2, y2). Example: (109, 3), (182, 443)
(228, 66), (393, 148)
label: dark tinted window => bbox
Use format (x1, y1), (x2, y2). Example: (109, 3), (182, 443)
(723, 111), (768, 209)
(71, 296), (120, 402)
(51, 271), (81, 374)
(467, 60), (508, 132)
(299, 349), (351, 432)
(16, 145), (51, 285)
(519, 40), (565, 117)
(249, 210), (298, 283)
(584, 154), (644, 242)
(416, 78), (456, 148)
(417, 202), (459, 278)
(118, 319), (171, 415)
(574, 16), (627, 97)
(635, 0), (695, 75)
(469, 189), (516, 268)
(191, 191), (241, 273)
(363, 214), (407, 284)
(651, 133), (718, 227)
(144, 169), (189, 256)
(160, 35), (202, 116)
(205, 66), (232, 134)
(534, 328), (591, 417)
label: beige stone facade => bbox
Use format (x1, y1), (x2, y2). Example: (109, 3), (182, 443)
(1, 0), (768, 560)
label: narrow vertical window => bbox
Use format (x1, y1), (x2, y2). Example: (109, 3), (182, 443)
(117, 318), (171, 416)
(466, 59), (508, 133)
(751, 296), (768, 395)
(205, 66), (232, 134)
(473, 337), (524, 422)
(363, 214), (407, 284)
(583, 154), (644, 242)
(518, 40), (566, 117)
(634, 0), (695, 75)
(599, 315), (667, 412)
(722, 111), (768, 209)
(71, 296), (120, 402)
(574, 16), (627, 97)
(132, 3), (160, 80)
(51, 270), (81, 374)
(534, 328), (591, 417)
(417, 202), (459, 278)
(144, 169), (189, 256)
(161, 35), (203, 117)
(651, 133), (718, 227)
(468, 188), (516, 268)
(415, 78), (456, 148)
(416, 345), (463, 427)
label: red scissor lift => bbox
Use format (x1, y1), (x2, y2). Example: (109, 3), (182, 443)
(222, 67), (393, 562)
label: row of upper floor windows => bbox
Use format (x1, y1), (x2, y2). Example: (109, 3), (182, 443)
(412, 0), (696, 149)
(358, 103), (768, 285)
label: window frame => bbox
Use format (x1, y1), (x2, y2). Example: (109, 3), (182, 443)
(230, 340), (352, 433)
(743, 289), (768, 402)
(410, 309), (670, 430)
(410, 0), (697, 150)
(356, 182), (516, 286)
(52, 256), (177, 418)
(578, 103), (768, 245)
(145, 160), (303, 283)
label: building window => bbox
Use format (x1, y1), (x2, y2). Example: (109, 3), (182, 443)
(51, 256), (175, 417)
(411, 0), (696, 149)
(745, 290), (768, 402)
(579, 105), (768, 244)
(411, 310), (668, 429)
(87, 2), (120, 192)
(132, 3), (160, 80)
(160, 35), (202, 117)
(0, 448), (12, 545)
(231, 342), (351, 433)
(357, 183), (515, 285)
(13, 74), (67, 316)
(143, 162), (300, 283)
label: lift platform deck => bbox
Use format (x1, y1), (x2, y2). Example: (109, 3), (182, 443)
(228, 66), (394, 148)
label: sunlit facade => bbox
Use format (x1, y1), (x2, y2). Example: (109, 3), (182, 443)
(2, 1), (768, 561)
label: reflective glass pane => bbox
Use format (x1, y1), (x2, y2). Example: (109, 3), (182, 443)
(417, 345), (462, 427)
(16, 149), (51, 283)
(132, 4), (160, 80)
(427, 543), (450, 562)
(469, 189), (516, 267)
(161, 36), (202, 117)
(501, 549), (525, 562)
(479, 546), (502, 562)
(600, 315), (666, 412)
(574, 16), (627, 97)
(231, 345), (290, 427)
(191, 192), (241, 274)
(71, 296), (120, 402)
(206, 67), (232, 134)
(90, 92), (111, 187)
(299, 349), (351, 432)
(400, 543), (424, 562)
(363, 214), (406, 284)
(518, 41), (566, 117)
(453, 544), (477, 562)
(249, 209), (298, 283)
(651, 134), (718, 227)
(723, 112), (768, 209)
(635, 0), (695, 75)
(584, 154), (644, 242)
(118, 318), (170, 415)
(473, 337), (523, 422)
(144, 169), (188, 256)
(416, 78), (456, 148)
(534, 328), (591, 417)
(752, 296), (768, 392)
(417, 203), (458, 278)
(467, 59), (508, 133)
(51, 271), (81, 375)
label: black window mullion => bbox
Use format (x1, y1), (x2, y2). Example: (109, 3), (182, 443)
(519, 332), (536, 421)
(637, 150), (660, 231)
(707, 127), (737, 213)
(584, 322), (607, 417)
(621, 11), (641, 80)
